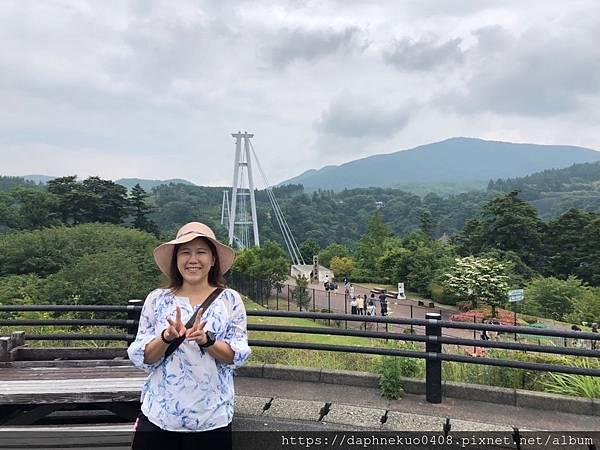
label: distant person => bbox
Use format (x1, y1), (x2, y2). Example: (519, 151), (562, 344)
(323, 274), (330, 291)
(350, 296), (357, 315)
(349, 284), (355, 299)
(488, 319), (500, 340)
(356, 294), (365, 315)
(379, 290), (388, 316)
(571, 324), (582, 347)
(480, 319), (490, 341)
(366, 300), (375, 316)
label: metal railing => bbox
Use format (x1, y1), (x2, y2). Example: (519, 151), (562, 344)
(1, 303), (599, 404)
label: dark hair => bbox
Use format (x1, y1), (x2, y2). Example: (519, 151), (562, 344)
(165, 237), (226, 291)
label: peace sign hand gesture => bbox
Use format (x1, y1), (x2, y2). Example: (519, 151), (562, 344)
(186, 308), (209, 345)
(163, 305), (186, 342)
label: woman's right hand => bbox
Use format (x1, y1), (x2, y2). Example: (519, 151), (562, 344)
(163, 305), (186, 342)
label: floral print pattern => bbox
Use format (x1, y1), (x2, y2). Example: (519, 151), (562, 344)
(127, 288), (251, 431)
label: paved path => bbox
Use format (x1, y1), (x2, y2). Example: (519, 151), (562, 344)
(1, 362), (597, 432)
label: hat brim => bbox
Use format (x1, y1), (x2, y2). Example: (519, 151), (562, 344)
(153, 232), (235, 278)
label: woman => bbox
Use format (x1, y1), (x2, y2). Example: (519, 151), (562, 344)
(356, 293), (365, 315)
(127, 222), (251, 449)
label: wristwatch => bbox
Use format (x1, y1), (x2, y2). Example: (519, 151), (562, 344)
(199, 331), (216, 348)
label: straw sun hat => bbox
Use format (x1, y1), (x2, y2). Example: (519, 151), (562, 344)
(153, 222), (235, 277)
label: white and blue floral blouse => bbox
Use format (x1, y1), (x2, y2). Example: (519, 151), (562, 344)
(127, 287), (251, 432)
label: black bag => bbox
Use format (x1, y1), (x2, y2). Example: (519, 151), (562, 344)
(164, 287), (224, 358)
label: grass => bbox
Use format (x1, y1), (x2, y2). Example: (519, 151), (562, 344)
(3, 296), (597, 399)
(245, 299), (385, 372)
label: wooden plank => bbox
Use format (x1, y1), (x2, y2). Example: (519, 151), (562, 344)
(0, 377), (145, 405)
(15, 347), (128, 361)
(0, 359), (133, 369)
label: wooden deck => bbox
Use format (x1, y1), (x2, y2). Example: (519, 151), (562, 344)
(0, 361), (145, 426)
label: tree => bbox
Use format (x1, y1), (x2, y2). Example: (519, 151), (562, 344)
(0, 223), (160, 278)
(455, 191), (545, 270)
(377, 231), (455, 294)
(578, 217), (600, 286)
(523, 276), (587, 321)
(418, 209), (435, 237)
(354, 210), (392, 278)
(567, 288), (600, 325)
(10, 188), (60, 229)
(47, 176), (129, 225)
(299, 239), (320, 263)
(443, 256), (509, 316)
(129, 184), (159, 236)
(292, 275), (311, 311)
(81, 177), (129, 224)
(233, 241), (290, 287)
(42, 249), (159, 306)
(545, 209), (595, 280)
(47, 176), (80, 224)
(319, 243), (348, 268)
(330, 256), (354, 279)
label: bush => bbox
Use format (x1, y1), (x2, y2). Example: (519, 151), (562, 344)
(428, 283), (458, 305)
(541, 357), (600, 399)
(376, 342), (424, 399)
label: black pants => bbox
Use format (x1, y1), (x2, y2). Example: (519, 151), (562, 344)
(131, 413), (232, 450)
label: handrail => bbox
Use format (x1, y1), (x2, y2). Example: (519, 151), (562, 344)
(1, 303), (598, 405)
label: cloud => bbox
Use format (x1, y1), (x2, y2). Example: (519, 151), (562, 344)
(314, 96), (416, 140)
(384, 36), (465, 71)
(263, 25), (368, 69)
(439, 24), (600, 116)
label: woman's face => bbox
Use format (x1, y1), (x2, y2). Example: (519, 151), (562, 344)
(176, 238), (215, 286)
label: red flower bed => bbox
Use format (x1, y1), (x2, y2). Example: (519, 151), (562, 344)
(449, 306), (516, 325)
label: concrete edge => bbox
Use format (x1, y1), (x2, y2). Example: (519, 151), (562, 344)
(515, 388), (594, 416)
(236, 364), (599, 417)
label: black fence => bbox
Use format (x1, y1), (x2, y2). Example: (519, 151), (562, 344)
(1, 302), (599, 405)
(227, 272), (599, 350)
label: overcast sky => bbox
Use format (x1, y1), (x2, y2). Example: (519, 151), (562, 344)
(2, 0), (600, 186)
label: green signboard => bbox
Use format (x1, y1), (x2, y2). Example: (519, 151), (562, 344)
(508, 289), (524, 302)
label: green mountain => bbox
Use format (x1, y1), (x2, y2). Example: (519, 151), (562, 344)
(18, 175), (195, 191)
(488, 160), (600, 218)
(281, 137), (600, 191)
(22, 174), (56, 184)
(114, 178), (195, 191)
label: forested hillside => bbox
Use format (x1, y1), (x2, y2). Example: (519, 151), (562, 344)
(1, 174), (599, 328)
(488, 161), (600, 218)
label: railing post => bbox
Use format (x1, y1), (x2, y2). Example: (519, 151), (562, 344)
(276, 286), (279, 311)
(473, 315), (477, 354)
(312, 288), (316, 322)
(327, 291), (331, 326)
(425, 312), (442, 404)
(127, 300), (143, 346)
(0, 336), (10, 362)
(410, 305), (414, 334)
(344, 293), (348, 330)
(287, 285), (290, 311)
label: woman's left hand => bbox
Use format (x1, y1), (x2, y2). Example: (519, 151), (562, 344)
(186, 308), (210, 345)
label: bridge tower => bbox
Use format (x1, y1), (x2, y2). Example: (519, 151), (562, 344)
(228, 131), (260, 249)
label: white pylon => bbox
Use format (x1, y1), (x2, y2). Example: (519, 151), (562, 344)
(228, 131), (260, 249)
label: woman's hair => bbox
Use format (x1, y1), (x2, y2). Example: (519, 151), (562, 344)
(165, 237), (226, 291)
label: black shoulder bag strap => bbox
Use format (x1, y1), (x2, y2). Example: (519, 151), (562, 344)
(164, 287), (224, 358)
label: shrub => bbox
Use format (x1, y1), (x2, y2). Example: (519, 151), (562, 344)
(376, 342), (424, 399)
(428, 283), (458, 305)
(541, 357), (600, 399)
